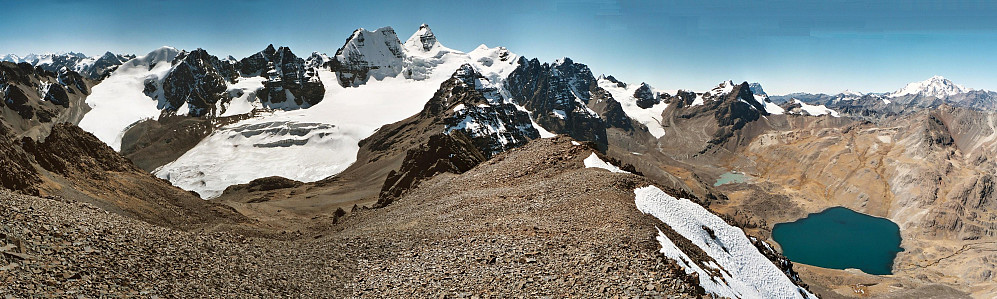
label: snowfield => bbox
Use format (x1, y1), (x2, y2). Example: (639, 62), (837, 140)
(154, 35), (533, 198)
(597, 78), (670, 138)
(78, 46), (180, 151)
(795, 100), (840, 117)
(634, 186), (817, 299)
(583, 152), (629, 173)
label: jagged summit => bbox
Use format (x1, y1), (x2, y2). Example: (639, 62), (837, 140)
(889, 75), (970, 98)
(597, 74), (626, 88)
(749, 82), (765, 96)
(633, 82), (660, 109)
(404, 23), (440, 52)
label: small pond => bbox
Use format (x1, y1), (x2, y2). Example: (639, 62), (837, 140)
(714, 171), (749, 186)
(772, 207), (903, 275)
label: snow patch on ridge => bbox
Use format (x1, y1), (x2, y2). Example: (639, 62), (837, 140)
(758, 94), (785, 115)
(634, 186), (817, 299)
(797, 101), (840, 117)
(583, 153), (628, 173)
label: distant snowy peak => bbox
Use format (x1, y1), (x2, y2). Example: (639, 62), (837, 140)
(707, 80), (737, 98)
(332, 26), (405, 87)
(889, 75), (970, 98)
(305, 51), (330, 69)
(688, 80), (737, 106)
(404, 24), (442, 52)
(1, 54), (22, 63)
(2, 51), (134, 80)
(118, 46), (178, 71)
(748, 82), (766, 96)
(841, 89), (863, 96)
(467, 45), (518, 79)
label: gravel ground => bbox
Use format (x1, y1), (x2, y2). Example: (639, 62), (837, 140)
(1, 137), (700, 298)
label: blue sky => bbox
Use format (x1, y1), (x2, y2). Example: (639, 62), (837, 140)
(3, 0), (997, 95)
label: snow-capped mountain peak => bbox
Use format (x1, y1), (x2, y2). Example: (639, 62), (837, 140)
(332, 26), (405, 87)
(841, 89), (862, 96)
(708, 80), (737, 97)
(748, 82), (766, 96)
(404, 23), (441, 52)
(889, 75), (970, 98)
(1, 54), (22, 63)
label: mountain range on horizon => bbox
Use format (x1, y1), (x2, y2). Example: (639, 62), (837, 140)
(4, 24), (991, 98)
(2, 22), (997, 298)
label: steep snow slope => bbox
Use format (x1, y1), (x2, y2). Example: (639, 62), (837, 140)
(598, 78), (670, 138)
(759, 94), (785, 115)
(154, 44), (531, 198)
(78, 47), (180, 150)
(635, 186), (817, 299)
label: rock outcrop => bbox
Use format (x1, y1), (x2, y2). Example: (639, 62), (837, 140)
(0, 61), (92, 139)
(238, 45), (325, 108)
(155, 49), (238, 116)
(633, 83), (661, 109)
(506, 57), (609, 150)
(376, 132), (486, 207)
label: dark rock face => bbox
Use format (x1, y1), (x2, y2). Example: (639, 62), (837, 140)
(662, 81), (769, 152)
(0, 125), (42, 195)
(709, 83), (767, 145)
(505, 57), (609, 151)
(21, 124), (132, 177)
(634, 83), (660, 109)
(244, 176), (304, 192)
(748, 83), (766, 96)
(410, 24), (438, 51)
(330, 27), (405, 87)
(3, 85), (34, 119)
(305, 52), (330, 69)
(237, 44), (278, 77)
(923, 114), (955, 148)
(157, 49), (237, 117)
(376, 132), (486, 207)
(429, 64), (540, 157)
(0, 61), (92, 137)
(238, 45), (325, 108)
(589, 87), (636, 132)
(369, 64), (541, 207)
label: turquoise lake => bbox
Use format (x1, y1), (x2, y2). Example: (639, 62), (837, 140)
(714, 172), (748, 186)
(772, 207), (903, 275)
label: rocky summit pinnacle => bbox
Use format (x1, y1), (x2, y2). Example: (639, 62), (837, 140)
(407, 24), (438, 52)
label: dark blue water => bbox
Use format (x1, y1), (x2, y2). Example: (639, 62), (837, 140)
(772, 207), (903, 275)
